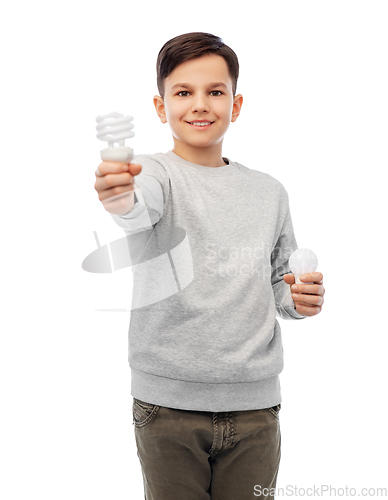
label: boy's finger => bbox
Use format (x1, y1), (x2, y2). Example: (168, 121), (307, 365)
(292, 292), (324, 307)
(300, 272), (323, 284)
(291, 284), (324, 296)
(101, 171), (137, 190)
(96, 162), (142, 177)
(295, 303), (321, 317)
(96, 161), (127, 176)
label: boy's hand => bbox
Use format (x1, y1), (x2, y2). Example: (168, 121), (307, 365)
(283, 272), (325, 317)
(94, 161), (142, 215)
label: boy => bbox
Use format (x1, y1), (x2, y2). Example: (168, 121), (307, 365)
(94, 32), (325, 500)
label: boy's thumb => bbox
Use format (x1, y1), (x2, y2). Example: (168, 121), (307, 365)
(129, 163), (142, 176)
(283, 274), (295, 286)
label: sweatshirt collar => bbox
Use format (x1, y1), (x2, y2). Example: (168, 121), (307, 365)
(166, 150), (240, 176)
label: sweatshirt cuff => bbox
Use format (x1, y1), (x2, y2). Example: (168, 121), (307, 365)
(280, 285), (306, 319)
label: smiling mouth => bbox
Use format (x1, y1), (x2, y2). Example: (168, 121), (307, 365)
(187, 121), (214, 127)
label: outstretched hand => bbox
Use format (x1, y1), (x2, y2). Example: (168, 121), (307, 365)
(283, 272), (325, 317)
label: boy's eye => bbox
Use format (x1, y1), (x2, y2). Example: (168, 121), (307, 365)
(176, 90), (224, 97)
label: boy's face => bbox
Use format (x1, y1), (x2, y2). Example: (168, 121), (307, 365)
(154, 54), (242, 160)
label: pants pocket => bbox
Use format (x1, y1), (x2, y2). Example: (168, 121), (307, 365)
(267, 403), (281, 419)
(132, 398), (161, 428)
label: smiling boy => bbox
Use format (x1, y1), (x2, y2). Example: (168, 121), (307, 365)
(153, 53), (242, 168)
(94, 32), (325, 500)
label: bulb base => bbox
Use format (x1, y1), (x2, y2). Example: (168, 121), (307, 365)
(100, 146), (134, 163)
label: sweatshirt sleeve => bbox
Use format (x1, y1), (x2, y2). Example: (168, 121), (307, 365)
(109, 154), (170, 235)
(271, 186), (306, 320)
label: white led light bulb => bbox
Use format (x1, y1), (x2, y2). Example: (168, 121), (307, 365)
(96, 111), (134, 163)
(289, 248), (318, 284)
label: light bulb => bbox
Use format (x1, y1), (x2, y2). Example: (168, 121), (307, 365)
(96, 111), (134, 162)
(289, 248), (318, 284)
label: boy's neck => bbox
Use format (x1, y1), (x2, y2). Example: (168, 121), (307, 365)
(172, 143), (227, 168)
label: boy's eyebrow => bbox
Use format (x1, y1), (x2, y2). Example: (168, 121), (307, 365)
(209, 82), (228, 89)
(171, 83), (190, 90)
(170, 82), (228, 90)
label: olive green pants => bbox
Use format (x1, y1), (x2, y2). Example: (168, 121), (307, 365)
(132, 398), (281, 499)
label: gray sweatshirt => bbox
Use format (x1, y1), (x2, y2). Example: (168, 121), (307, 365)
(110, 150), (305, 412)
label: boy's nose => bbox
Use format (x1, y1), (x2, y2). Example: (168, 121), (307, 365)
(191, 95), (209, 113)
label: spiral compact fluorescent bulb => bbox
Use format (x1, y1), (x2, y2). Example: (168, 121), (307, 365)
(96, 111), (134, 163)
(289, 248), (318, 284)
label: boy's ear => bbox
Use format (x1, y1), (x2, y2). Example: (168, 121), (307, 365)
(231, 94), (243, 122)
(153, 95), (167, 123)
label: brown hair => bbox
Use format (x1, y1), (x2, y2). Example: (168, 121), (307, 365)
(156, 32), (239, 99)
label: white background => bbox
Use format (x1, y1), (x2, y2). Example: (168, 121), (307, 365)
(1, 0), (387, 498)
